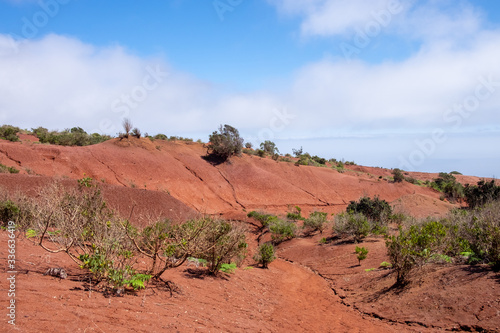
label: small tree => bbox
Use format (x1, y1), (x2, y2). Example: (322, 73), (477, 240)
(303, 211), (328, 235)
(260, 140), (279, 156)
(355, 246), (368, 265)
(206, 124), (244, 161)
(392, 168), (405, 183)
(254, 243), (276, 268)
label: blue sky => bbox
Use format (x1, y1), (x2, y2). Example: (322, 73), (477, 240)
(1, 0), (500, 177)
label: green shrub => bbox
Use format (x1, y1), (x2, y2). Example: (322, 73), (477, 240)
(260, 140), (279, 156)
(0, 200), (20, 226)
(0, 164), (20, 174)
(253, 243), (276, 268)
(347, 196), (392, 224)
(312, 155), (326, 165)
(0, 125), (20, 142)
(464, 179), (500, 209)
(303, 211), (328, 234)
(333, 212), (370, 242)
(153, 133), (168, 140)
(385, 220), (448, 285)
(355, 246), (369, 265)
(392, 168), (405, 183)
(219, 263), (237, 273)
(197, 219), (247, 275)
(206, 124), (244, 162)
(31, 126), (111, 146)
(247, 211), (279, 228)
(431, 172), (464, 202)
(245, 142), (253, 149)
(286, 206), (303, 221)
(269, 218), (297, 244)
(256, 149), (266, 157)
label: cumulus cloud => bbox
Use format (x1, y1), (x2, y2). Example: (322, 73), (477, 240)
(1, 0), (500, 175)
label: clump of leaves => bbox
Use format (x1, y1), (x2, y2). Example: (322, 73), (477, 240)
(253, 243), (276, 268)
(333, 212), (370, 243)
(303, 211), (328, 235)
(206, 124), (244, 162)
(355, 246), (369, 265)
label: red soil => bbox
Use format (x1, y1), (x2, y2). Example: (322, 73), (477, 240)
(0, 137), (498, 332)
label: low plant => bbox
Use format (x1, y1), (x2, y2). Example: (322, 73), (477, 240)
(269, 218), (297, 244)
(0, 125), (20, 142)
(219, 263), (237, 273)
(0, 164), (20, 174)
(287, 206), (303, 221)
(355, 246), (369, 265)
(333, 212), (370, 242)
(303, 211), (328, 234)
(253, 243), (276, 268)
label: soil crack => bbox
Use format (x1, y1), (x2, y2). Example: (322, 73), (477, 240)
(0, 147), (22, 166)
(88, 150), (127, 187)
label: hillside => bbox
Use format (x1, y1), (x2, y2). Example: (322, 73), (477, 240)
(0, 136), (466, 219)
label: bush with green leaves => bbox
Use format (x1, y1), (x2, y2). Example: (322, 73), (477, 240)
(303, 211), (328, 234)
(254, 243), (276, 268)
(269, 218), (297, 244)
(206, 124), (244, 161)
(392, 168), (405, 183)
(385, 220), (448, 285)
(347, 196), (392, 224)
(286, 206), (303, 221)
(260, 140), (279, 156)
(0, 125), (20, 142)
(464, 179), (500, 209)
(196, 219), (247, 275)
(0, 200), (20, 226)
(355, 246), (369, 265)
(247, 211), (279, 229)
(333, 212), (370, 242)
(430, 172), (464, 202)
(0, 164), (19, 174)
(31, 126), (111, 146)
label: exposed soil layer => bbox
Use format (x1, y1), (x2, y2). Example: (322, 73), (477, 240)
(278, 233), (500, 332)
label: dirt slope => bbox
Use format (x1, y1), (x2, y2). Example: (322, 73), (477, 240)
(0, 137), (464, 218)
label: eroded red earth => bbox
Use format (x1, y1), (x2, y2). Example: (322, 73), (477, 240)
(1, 137), (498, 332)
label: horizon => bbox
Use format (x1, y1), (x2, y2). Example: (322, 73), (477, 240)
(1, 0), (500, 177)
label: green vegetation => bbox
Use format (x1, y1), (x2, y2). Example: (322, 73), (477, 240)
(0, 200), (20, 226)
(464, 179), (500, 209)
(334, 212), (371, 242)
(430, 172), (464, 202)
(247, 211), (279, 229)
(219, 263), (237, 273)
(347, 196), (392, 223)
(32, 126), (111, 146)
(303, 211), (328, 235)
(392, 168), (405, 183)
(253, 243), (276, 268)
(286, 205), (304, 221)
(0, 164), (20, 174)
(0, 125), (20, 142)
(355, 246), (369, 265)
(269, 218), (297, 244)
(206, 124), (244, 162)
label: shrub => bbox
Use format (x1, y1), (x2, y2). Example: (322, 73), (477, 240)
(0, 125), (20, 142)
(0, 200), (20, 226)
(219, 263), (237, 273)
(292, 147), (303, 157)
(464, 179), (500, 209)
(122, 118), (133, 137)
(247, 211), (279, 228)
(312, 155), (326, 165)
(31, 126), (110, 146)
(392, 168), (405, 183)
(153, 133), (168, 140)
(303, 211), (328, 234)
(260, 140), (279, 156)
(245, 142), (253, 149)
(347, 196), (392, 224)
(286, 206), (303, 221)
(269, 218), (297, 244)
(256, 149), (266, 157)
(242, 148), (256, 155)
(253, 243), (276, 268)
(333, 212), (370, 242)
(131, 127), (141, 138)
(0, 164), (20, 174)
(385, 220), (448, 285)
(197, 219), (247, 275)
(206, 124), (244, 162)
(431, 172), (464, 202)
(355, 246), (369, 265)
